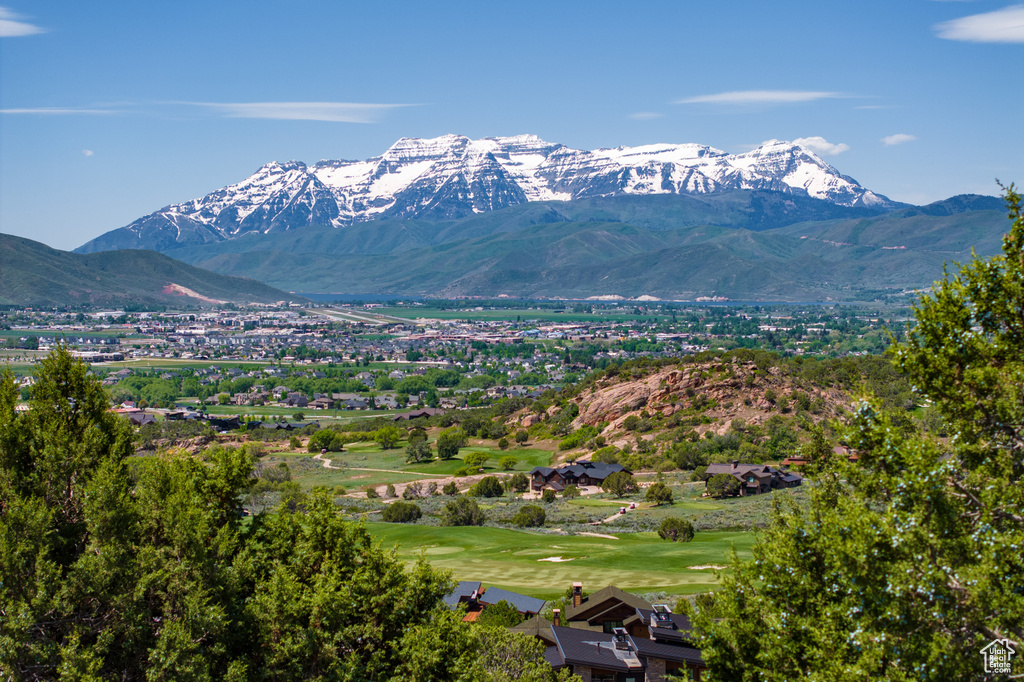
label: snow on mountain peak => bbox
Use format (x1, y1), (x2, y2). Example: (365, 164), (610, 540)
(104, 135), (894, 244)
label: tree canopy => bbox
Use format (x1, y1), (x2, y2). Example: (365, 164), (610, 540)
(693, 187), (1024, 680)
(0, 345), (564, 680)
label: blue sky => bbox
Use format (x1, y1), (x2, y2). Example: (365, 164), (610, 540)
(1, 0), (1022, 250)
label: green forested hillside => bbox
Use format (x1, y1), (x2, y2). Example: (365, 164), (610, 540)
(0, 233), (302, 306)
(99, 190), (1009, 301)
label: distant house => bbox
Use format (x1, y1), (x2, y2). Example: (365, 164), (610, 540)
(127, 412), (157, 427)
(529, 460), (628, 492)
(442, 582), (546, 622)
(703, 461), (802, 496)
(390, 407), (445, 422)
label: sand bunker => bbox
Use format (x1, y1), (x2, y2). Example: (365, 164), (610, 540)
(578, 531), (619, 540)
(538, 556), (575, 562)
(689, 564), (727, 570)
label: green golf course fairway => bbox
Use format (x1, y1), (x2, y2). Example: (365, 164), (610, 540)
(365, 523), (756, 598)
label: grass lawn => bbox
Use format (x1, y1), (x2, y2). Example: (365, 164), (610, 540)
(365, 523), (754, 598)
(282, 441), (556, 491)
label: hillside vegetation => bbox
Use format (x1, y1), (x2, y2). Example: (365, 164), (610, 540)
(505, 350), (917, 474)
(0, 233), (302, 306)
(152, 192), (1007, 301)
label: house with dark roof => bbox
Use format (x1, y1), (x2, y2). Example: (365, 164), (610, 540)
(703, 461), (802, 496)
(442, 581), (482, 610)
(441, 582), (546, 622)
(545, 625), (705, 682)
(529, 460), (628, 492)
(562, 583), (653, 635)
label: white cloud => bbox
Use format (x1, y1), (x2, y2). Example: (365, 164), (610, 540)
(934, 4), (1024, 42)
(792, 136), (850, 156)
(0, 7), (43, 37)
(629, 112), (663, 120)
(882, 133), (917, 146)
(186, 101), (415, 123)
(0, 107), (117, 115)
(82, 149), (94, 157)
(676, 90), (845, 105)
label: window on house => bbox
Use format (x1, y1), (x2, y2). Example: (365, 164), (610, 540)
(602, 620), (625, 633)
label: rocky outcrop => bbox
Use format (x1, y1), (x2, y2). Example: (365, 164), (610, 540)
(571, 360), (849, 438)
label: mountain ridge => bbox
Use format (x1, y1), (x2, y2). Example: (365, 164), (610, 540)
(0, 233), (304, 307)
(76, 135), (901, 254)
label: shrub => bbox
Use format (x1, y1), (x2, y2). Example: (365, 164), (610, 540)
(498, 437), (510, 450)
(601, 471), (639, 498)
(385, 483), (397, 499)
(405, 440), (433, 463)
(515, 429), (529, 445)
(382, 501), (422, 523)
(507, 472), (529, 493)
(463, 452), (490, 469)
(408, 427), (428, 445)
(512, 505), (546, 528)
(374, 425), (403, 449)
(289, 434), (301, 449)
(499, 456), (517, 470)
(427, 481), (438, 496)
(471, 476), (504, 498)
(437, 427), (468, 459)
(541, 489), (557, 504)
(442, 481), (459, 495)
(307, 429), (346, 453)
(292, 412), (305, 422)
(402, 481), (424, 499)
(440, 496), (486, 526)
(706, 473), (740, 498)
(562, 484), (581, 499)
(475, 600), (523, 627)
(453, 466), (474, 477)
(645, 482), (674, 505)
(365, 486), (380, 499)
(658, 517), (695, 542)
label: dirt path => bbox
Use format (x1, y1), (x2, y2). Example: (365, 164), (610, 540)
(596, 503), (638, 524)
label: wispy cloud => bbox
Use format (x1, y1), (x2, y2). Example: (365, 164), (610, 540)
(792, 136), (850, 156)
(676, 90), (846, 106)
(629, 112), (663, 120)
(82, 149), (94, 157)
(184, 101), (416, 123)
(0, 107), (118, 115)
(0, 7), (43, 37)
(935, 4), (1024, 42)
(882, 133), (917, 146)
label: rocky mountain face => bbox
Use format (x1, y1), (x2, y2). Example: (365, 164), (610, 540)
(76, 135), (894, 253)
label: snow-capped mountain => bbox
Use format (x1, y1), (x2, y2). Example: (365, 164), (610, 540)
(77, 135), (893, 252)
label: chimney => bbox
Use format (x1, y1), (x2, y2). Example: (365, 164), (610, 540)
(572, 582), (583, 608)
(552, 609), (561, 627)
(731, 460), (739, 470)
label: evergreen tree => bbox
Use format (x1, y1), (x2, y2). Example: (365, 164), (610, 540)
(693, 187), (1024, 680)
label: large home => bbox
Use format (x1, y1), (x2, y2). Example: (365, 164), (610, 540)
(514, 583), (706, 681)
(703, 461), (802, 496)
(529, 460), (629, 492)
